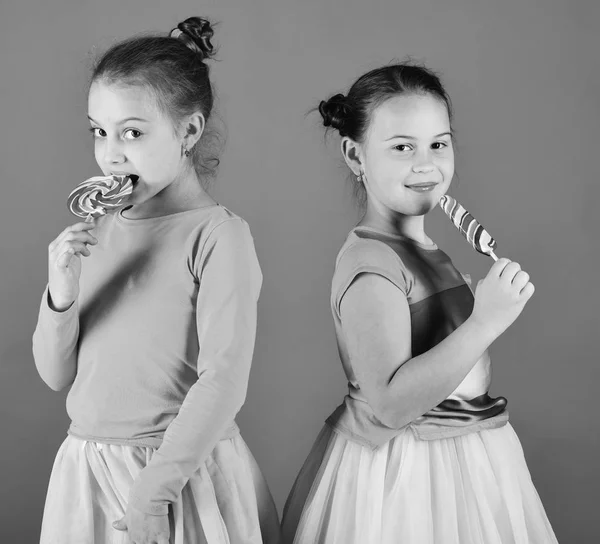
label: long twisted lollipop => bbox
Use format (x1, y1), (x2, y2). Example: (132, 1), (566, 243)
(68, 175), (134, 222)
(439, 195), (498, 261)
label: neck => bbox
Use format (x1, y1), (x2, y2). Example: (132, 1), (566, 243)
(124, 169), (216, 220)
(359, 201), (431, 245)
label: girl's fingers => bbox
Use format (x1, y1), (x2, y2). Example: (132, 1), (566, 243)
(55, 243), (90, 266)
(67, 242), (91, 257)
(51, 237), (95, 260)
(112, 518), (127, 531)
(489, 258), (511, 277)
(57, 248), (75, 269)
(512, 270), (530, 291)
(499, 261), (522, 283)
(63, 231), (98, 246)
(50, 222), (97, 251)
(520, 282), (535, 300)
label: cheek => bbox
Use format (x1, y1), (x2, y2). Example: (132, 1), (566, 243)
(93, 141), (103, 164)
(366, 148), (397, 177)
(435, 152), (454, 178)
(138, 139), (179, 169)
(443, 157), (455, 179)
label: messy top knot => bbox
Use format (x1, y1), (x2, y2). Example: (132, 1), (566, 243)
(171, 17), (216, 61)
(318, 93), (352, 136)
(91, 16), (221, 179)
(318, 63), (452, 143)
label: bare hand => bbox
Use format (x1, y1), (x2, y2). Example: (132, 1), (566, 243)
(471, 258), (535, 339)
(47, 221), (98, 311)
(113, 507), (170, 544)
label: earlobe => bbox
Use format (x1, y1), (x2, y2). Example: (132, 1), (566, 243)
(183, 112), (206, 150)
(341, 137), (363, 176)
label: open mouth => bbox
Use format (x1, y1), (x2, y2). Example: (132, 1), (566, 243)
(112, 173), (139, 184)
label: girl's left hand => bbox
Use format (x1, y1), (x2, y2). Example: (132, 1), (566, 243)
(113, 507), (170, 544)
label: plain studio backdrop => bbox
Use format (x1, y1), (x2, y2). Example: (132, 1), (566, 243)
(1, 0), (598, 541)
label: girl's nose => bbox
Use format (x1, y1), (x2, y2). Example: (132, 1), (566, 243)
(103, 140), (125, 164)
(412, 150), (435, 173)
(412, 162), (434, 173)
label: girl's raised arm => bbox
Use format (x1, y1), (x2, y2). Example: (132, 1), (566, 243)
(32, 221), (97, 390)
(339, 257), (533, 429)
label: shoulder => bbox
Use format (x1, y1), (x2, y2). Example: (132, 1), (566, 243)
(182, 205), (253, 254)
(331, 231), (411, 316)
(202, 207), (253, 244)
(336, 234), (403, 274)
(187, 206), (260, 278)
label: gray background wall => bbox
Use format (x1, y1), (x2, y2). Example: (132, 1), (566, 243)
(1, 0), (598, 541)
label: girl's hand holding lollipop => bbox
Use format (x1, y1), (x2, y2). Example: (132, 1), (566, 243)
(47, 175), (134, 311)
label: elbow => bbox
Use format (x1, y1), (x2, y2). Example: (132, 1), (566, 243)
(33, 356), (74, 392)
(40, 371), (74, 392)
(224, 379), (248, 418)
(32, 342), (76, 392)
(372, 399), (413, 430)
(232, 383), (248, 413)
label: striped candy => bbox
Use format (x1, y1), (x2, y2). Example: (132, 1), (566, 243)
(68, 175), (133, 219)
(439, 195), (498, 260)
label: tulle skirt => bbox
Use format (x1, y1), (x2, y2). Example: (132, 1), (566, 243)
(40, 434), (281, 544)
(282, 423), (557, 544)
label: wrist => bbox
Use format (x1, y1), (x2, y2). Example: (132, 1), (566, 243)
(464, 315), (499, 346)
(47, 289), (75, 313)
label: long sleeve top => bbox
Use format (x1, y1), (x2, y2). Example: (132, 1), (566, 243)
(32, 204), (262, 515)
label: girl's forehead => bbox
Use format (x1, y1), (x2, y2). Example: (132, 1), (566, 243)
(88, 81), (160, 121)
(368, 94), (450, 139)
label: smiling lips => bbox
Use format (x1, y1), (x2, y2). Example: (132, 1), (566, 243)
(406, 182), (438, 192)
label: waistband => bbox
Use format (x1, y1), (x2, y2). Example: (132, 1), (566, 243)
(67, 420), (240, 449)
(326, 393), (508, 450)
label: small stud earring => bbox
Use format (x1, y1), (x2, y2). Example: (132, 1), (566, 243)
(184, 148), (191, 157)
(357, 171), (364, 183)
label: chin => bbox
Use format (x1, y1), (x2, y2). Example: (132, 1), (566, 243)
(410, 204), (436, 216)
(393, 197), (438, 217)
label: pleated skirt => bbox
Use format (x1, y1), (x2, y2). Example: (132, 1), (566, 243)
(40, 434), (281, 544)
(282, 423), (558, 544)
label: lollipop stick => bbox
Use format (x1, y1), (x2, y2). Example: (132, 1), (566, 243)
(489, 250), (498, 261)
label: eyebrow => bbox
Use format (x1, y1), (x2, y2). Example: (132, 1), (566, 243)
(385, 131), (453, 141)
(87, 115), (150, 125)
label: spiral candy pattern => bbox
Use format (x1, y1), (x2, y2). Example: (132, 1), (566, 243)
(439, 195), (498, 259)
(68, 175), (133, 219)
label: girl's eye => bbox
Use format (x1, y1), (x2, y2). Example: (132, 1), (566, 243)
(432, 141), (449, 150)
(90, 127), (106, 138)
(123, 129), (142, 140)
(394, 144), (412, 152)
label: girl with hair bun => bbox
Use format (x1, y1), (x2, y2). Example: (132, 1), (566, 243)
(282, 63), (557, 543)
(33, 17), (280, 544)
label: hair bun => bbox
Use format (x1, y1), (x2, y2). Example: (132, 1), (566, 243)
(318, 93), (350, 134)
(172, 17), (215, 60)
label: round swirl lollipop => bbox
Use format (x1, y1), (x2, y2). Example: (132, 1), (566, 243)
(68, 174), (134, 221)
(439, 195), (498, 260)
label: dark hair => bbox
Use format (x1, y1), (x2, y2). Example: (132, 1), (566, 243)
(318, 62), (453, 204)
(319, 63), (452, 141)
(91, 17), (221, 180)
